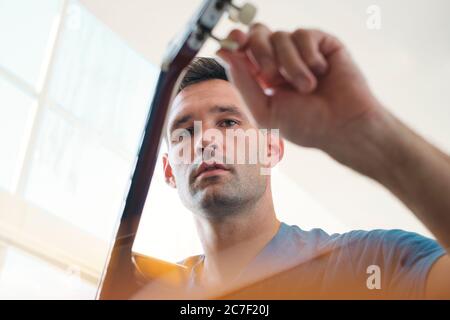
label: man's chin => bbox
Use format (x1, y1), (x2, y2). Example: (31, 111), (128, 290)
(197, 181), (227, 196)
(195, 174), (229, 189)
(196, 183), (232, 204)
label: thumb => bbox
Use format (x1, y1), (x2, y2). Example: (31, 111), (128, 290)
(216, 29), (270, 127)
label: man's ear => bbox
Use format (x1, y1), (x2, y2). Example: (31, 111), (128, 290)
(266, 130), (284, 168)
(163, 153), (177, 188)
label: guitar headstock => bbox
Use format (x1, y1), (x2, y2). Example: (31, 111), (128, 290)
(161, 0), (257, 72)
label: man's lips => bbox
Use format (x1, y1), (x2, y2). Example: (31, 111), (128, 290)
(194, 162), (230, 180)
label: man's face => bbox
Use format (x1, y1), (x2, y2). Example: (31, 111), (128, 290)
(163, 79), (279, 218)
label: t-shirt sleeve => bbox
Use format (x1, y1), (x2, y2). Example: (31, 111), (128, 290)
(347, 229), (446, 299)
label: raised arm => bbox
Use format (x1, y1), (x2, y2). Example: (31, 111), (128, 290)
(217, 23), (450, 298)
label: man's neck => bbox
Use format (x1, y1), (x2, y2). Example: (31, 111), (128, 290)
(193, 191), (280, 287)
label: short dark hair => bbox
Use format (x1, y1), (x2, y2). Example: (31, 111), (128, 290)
(177, 57), (228, 94)
(165, 57), (229, 146)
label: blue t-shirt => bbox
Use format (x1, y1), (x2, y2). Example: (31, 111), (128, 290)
(181, 222), (446, 299)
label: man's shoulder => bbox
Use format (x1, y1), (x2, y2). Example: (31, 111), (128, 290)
(282, 223), (443, 257)
(296, 226), (435, 245)
(338, 228), (439, 249)
(324, 228), (445, 272)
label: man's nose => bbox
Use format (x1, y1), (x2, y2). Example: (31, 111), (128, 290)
(195, 137), (218, 158)
(194, 128), (220, 159)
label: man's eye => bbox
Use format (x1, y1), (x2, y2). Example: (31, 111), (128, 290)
(172, 128), (193, 143)
(218, 119), (239, 128)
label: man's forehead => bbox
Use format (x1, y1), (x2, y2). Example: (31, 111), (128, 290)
(168, 79), (252, 123)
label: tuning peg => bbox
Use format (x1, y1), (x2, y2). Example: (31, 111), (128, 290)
(228, 2), (257, 25)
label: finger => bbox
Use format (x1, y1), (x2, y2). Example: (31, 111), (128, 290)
(222, 28), (248, 49)
(291, 29), (328, 76)
(270, 31), (317, 93)
(216, 30), (270, 127)
(245, 23), (279, 81)
(318, 32), (344, 57)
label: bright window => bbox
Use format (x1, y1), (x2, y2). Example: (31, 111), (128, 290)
(0, 0), (157, 299)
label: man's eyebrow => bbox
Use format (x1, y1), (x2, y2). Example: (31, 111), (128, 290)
(209, 105), (246, 118)
(169, 113), (193, 134)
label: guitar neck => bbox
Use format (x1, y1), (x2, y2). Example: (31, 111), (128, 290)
(96, 0), (253, 300)
(97, 67), (183, 299)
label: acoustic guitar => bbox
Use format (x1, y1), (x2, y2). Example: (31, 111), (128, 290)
(96, 0), (257, 300)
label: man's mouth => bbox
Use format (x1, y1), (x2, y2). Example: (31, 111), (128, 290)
(195, 162), (230, 180)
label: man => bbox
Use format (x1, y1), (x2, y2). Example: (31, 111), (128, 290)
(160, 24), (450, 299)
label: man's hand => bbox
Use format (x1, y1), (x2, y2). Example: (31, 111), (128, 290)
(216, 24), (382, 152)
